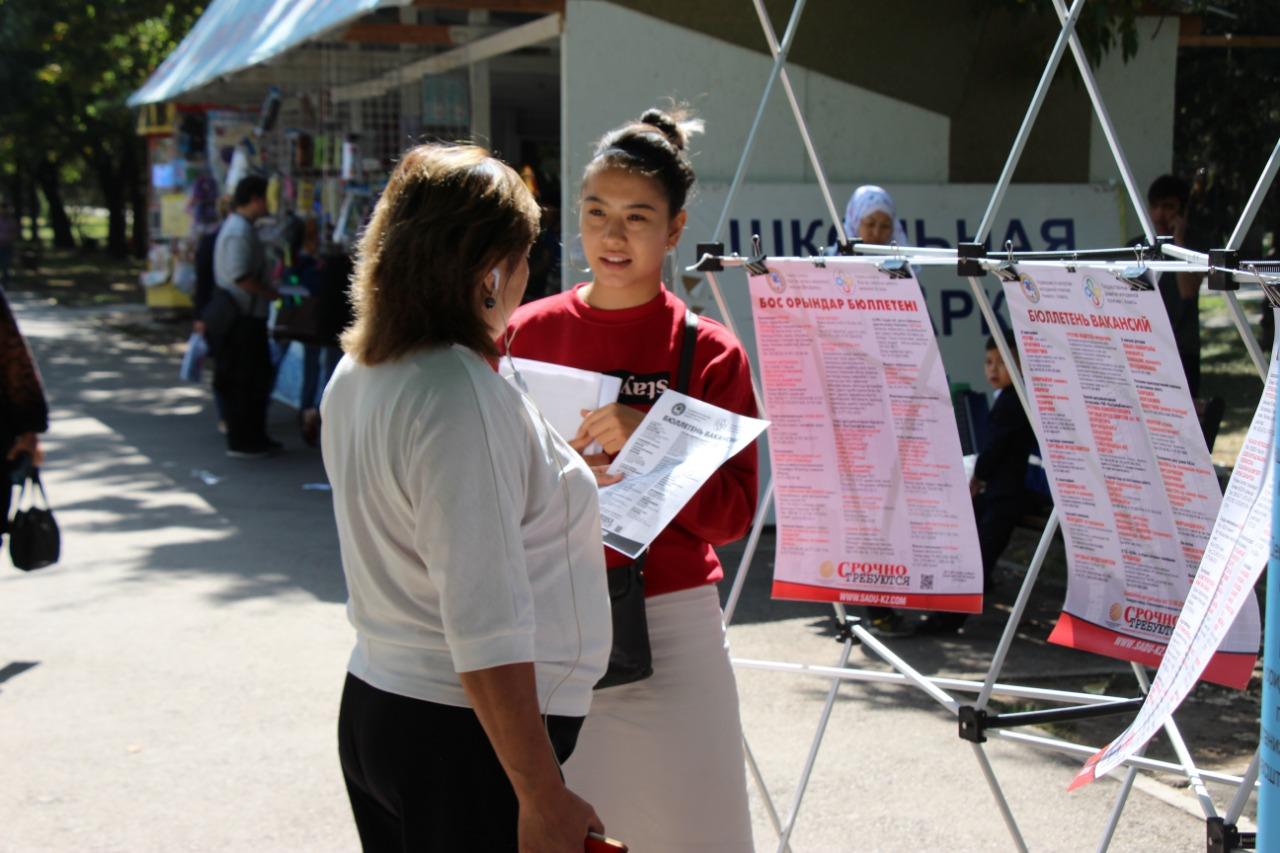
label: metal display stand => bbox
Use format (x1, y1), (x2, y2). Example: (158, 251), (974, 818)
(705, 1), (1279, 850)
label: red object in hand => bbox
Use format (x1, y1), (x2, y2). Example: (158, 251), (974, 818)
(585, 831), (628, 852)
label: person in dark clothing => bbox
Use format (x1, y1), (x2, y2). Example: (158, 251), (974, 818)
(0, 286), (49, 546)
(193, 202), (229, 432)
(914, 331), (1038, 636)
(297, 251), (353, 446)
(212, 176), (279, 458)
(1134, 175), (1202, 396)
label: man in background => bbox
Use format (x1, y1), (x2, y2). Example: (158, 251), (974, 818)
(212, 175), (280, 458)
(1143, 174), (1202, 396)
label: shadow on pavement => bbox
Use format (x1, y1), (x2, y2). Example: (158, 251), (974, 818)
(18, 299), (346, 605)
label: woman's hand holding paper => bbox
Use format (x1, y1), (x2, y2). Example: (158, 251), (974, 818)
(571, 404), (644, 456)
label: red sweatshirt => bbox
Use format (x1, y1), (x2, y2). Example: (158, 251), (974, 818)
(506, 283), (759, 597)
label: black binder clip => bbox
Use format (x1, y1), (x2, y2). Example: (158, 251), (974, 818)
(878, 244), (911, 279)
(957, 242), (985, 277)
(1208, 248), (1240, 291)
(693, 242), (725, 272)
(744, 234), (769, 276)
(992, 241), (1020, 283)
(836, 237), (861, 256)
(1119, 244), (1153, 290)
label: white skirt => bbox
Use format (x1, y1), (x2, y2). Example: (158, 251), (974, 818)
(565, 584), (754, 852)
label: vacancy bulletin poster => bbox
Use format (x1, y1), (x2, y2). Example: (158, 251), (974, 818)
(1002, 266), (1259, 687)
(749, 259), (982, 612)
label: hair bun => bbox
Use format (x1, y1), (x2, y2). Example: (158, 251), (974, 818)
(640, 109), (682, 149)
(638, 107), (704, 152)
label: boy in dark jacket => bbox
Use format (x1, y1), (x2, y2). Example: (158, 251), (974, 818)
(915, 330), (1038, 635)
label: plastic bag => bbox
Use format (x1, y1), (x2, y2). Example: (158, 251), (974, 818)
(180, 332), (207, 383)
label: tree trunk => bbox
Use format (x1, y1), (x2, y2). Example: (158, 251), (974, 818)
(35, 161), (75, 249)
(98, 161), (128, 258)
(124, 137), (148, 257)
(24, 175), (39, 243)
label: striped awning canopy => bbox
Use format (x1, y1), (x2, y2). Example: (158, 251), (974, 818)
(128, 0), (404, 106)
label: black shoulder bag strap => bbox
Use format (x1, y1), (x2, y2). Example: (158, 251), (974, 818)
(675, 308), (698, 394)
(596, 308), (699, 690)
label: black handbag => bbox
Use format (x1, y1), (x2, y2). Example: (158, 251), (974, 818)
(595, 552), (652, 689)
(201, 287), (242, 358)
(595, 309), (699, 690)
(9, 467), (59, 571)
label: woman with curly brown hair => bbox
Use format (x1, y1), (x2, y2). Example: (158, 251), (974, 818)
(321, 144), (613, 851)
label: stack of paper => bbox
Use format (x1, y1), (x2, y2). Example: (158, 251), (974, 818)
(499, 357), (622, 455)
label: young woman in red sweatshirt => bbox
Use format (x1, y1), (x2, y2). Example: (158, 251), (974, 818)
(505, 108), (758, 852)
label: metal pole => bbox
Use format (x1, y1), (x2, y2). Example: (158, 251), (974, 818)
(852, 623), (960, 713)
(974, 0), (1088, 244)
(743, 738), (793, 853)
(1048, 0), (1156, 244)
(702, 270), (766, 411)
(775, 634), (854, 852)
(1227, 750), (1260, 825)
(1227, 291), (1269, 379)
(967, 276), (1034, 423)
(1129, 663), (1218, 819)
(995, 730), (1253, 786)
(972, 743), (1030, 853)
(749, 0), (846, 243)
(1159, 244), (1268, 376)
(711, 0), (809, 245)
(1096, 765), (1140, 853)
(976, 509), (1061, 710)
(732, 658), (1142, 707)
(1226, 135), (1280, 252)
(723, 476), (774, 627)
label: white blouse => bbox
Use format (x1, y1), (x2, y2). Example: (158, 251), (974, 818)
(321, 344), (611, 717)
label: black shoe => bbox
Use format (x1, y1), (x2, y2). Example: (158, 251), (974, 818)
(263, 438), (284, 453)
(226, 446), (270, 459)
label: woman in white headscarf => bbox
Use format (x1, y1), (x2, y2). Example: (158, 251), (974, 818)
(843, 184), (910, 246)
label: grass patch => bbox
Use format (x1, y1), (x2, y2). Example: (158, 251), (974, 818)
(7, 244), (147, 309)
(1200, 293), (1268, 466)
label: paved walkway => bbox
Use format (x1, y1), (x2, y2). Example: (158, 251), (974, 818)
(0, 297), (1245, 851)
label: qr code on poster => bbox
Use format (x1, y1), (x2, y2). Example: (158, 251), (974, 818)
(920, 574), (934, 590)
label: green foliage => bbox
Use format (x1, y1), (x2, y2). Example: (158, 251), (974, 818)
(0, 0), (205, 249)
(1173, 2), (1280, 254)
(977, 0), (1154, 66)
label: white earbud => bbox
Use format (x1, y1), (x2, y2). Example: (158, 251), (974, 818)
(485, 269), (501, 309)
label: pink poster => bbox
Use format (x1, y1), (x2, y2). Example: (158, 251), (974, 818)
(1071, 308), (1276, 790)
(749, 259), (983, 612)
(1003, 266), (1258, 688)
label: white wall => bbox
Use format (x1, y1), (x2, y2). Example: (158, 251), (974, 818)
(1088, 15), (1180, 233)
(560, 0), (950, 266)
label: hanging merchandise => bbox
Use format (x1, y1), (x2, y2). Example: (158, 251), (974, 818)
(321, 179), (340, 225)
(206, 111), (257, 187)
(177, 112), (207, 159)
(160, 194), (193, 238)
(312, 133), (327, 172)
(225, 142), (253, 193)
(296, 180), (316, 217)
(255, 86), (282, 136)
(341, 135), (362, 181)
(189, 174), (221, 228)
(141, 243), (172, 288)
(266, 174), (282, 215)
